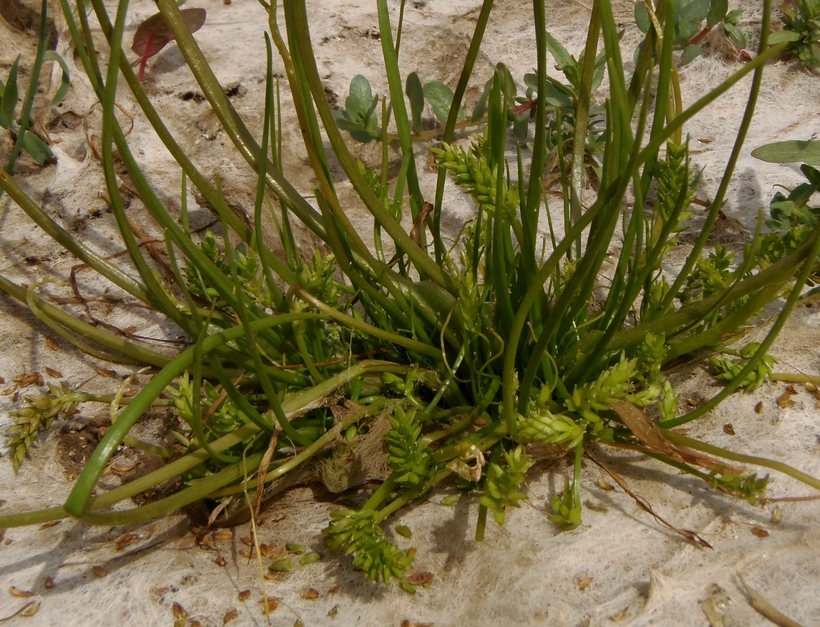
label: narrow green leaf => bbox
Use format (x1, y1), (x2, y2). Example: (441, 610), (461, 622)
(20, 131), (54, 165)
(544, 30), (574, 69)
(0, 56), (21, 129)
(405, 71), (424, 134)
(751, 140), (820, 165)
(43, 51), (71, 106)
(472, 77), (492, 121)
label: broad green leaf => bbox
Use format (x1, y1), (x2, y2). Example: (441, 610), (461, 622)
(405, 72), (424, 134)
(676, 0), (711, 44)
(43, 51), (71, 107)
(751, 140), (820, 165)
(706, 0), (728, 29)
(422, 81), (465, 125)
(0, 56), (21, 129)
(591, 54), (606, 93)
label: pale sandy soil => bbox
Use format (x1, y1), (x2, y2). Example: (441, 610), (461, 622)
(1, 1), (819, 626)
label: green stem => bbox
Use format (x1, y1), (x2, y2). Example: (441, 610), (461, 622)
(0, 274), (170, 367)
(152, 0), (326, 242)
(769, 373), (820, 384)
(0, 170), (150, 303)
(0, 362), (405, 528)
(293, 286), (442, 359)
(665, 432), (820, 492)
(62, 312), (325, 517)
(283, 0), (451, 291)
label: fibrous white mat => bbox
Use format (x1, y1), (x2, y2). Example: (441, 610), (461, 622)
(1, 0), (820, 625)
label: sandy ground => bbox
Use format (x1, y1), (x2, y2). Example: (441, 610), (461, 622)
(1, 0), (820, 625)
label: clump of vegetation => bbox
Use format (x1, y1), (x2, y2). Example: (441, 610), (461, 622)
(0, 0), (818, 593)
(771, 0), (820, 67)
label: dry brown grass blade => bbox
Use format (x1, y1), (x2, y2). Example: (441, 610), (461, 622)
(737, 574), (805, 627)
(586, 453), (713, 548)
(609, 400), (745, 475)
(254, 430), (279, 518)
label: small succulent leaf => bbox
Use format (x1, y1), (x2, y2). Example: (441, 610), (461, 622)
(724, 7), (743, 24)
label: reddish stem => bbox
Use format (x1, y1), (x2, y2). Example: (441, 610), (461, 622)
(137, 26), (161, 83)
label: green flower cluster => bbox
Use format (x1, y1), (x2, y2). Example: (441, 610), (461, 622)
(6, 383), (80, 472)
(479, 445), (534, 525)
(385, 406), (437, 486)
(431, 140), (519, 219)
(323, 508), (415, 589)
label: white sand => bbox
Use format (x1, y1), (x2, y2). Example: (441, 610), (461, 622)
(1, 1), (819, 625)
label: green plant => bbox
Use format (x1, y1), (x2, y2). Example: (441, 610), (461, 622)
(749, 145), (820, 277)
(635, 0), (748, 64)
(1, 0), (819, 594)
(0, 0), (70, 170)
(771, 0), (820, 67)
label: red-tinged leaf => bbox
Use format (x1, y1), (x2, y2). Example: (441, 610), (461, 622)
(132, 9), (206, 59)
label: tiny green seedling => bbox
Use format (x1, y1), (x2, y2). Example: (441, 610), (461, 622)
(1, 51), (69, 168)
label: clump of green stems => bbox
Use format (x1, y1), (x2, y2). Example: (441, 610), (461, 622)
(1, 0), (820, 591)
